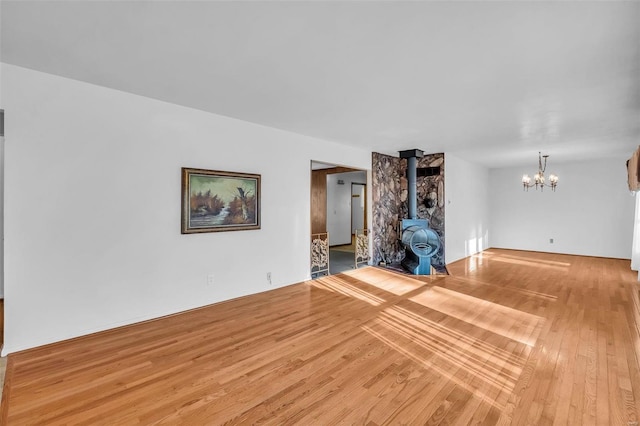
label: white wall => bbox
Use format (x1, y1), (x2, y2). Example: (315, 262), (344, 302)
(444, 153), (490, 264)
(490, 158), (635, 259)
(326, 171), (366, 246)
(0, 64), (371, 354)
(0, 134), (4, 298)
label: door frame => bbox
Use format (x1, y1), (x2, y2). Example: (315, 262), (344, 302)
(350, 182), (367, 238)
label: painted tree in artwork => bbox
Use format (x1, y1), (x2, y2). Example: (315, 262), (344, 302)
(224, 184), (256, 224)
(190, 190), (225, 216)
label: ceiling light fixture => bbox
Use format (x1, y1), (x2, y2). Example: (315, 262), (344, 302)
(522, 152), (558, 191)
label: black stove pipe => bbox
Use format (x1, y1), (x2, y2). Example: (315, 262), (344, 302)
(399, 149), (424, 219)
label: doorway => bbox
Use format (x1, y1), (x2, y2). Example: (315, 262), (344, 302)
(310, 161), (367, 276)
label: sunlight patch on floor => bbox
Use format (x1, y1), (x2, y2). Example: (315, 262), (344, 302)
(361, 291), (544, 411)
(449, 275), (558, 302)
(362, 309), (530, 411)
(311, 268), (546, 412)
(409, 286), (545, 347)
(309, 267), (547, 411)
(479, 251), (571, 271)
(310, 274), (386, 306)
(342, 267), (427, 296)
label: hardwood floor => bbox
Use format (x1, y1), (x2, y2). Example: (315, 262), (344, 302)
(1, 249), (639, 424)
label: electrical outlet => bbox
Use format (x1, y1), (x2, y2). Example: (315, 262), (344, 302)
(549, 238), (554, 244)
(207, 274), (215, 286)
(267, 272), (272, 284)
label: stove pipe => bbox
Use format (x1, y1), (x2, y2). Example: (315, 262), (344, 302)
(399, 149), (424, 219)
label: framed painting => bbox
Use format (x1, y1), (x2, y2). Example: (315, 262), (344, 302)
(181, 168), (261, 234)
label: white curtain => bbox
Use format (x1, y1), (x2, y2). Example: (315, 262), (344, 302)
(632, 192), (640, 280)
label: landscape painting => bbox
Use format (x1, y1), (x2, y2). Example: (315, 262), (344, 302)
(181, 168), (261, 233)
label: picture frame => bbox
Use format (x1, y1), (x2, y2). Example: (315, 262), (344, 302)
(181, 168), (261, 234)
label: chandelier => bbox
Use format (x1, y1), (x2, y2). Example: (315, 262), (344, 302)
(522, 152), (558, 191)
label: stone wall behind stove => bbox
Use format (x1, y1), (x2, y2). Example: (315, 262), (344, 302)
(372, 151), (445, 267)
(372, 152), (401, 265)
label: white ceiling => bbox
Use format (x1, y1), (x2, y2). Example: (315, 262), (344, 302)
(1, 1), (639, 167)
